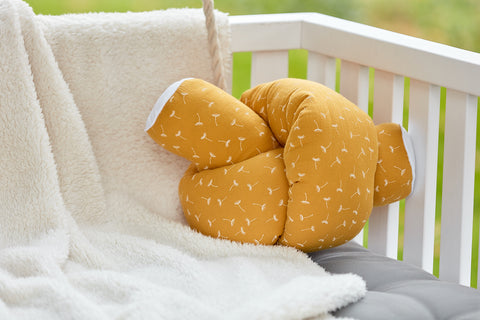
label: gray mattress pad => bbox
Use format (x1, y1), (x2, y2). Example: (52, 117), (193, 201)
(309, 242), (480, 320)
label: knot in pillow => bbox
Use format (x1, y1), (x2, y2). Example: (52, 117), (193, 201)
(146, 78), (415, 252)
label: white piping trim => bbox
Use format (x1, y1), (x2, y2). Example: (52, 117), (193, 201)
(401, 126), (416, 196)
(145, 78), (193, 132)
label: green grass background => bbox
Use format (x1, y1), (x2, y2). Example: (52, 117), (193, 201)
(25, 0), (480, 287)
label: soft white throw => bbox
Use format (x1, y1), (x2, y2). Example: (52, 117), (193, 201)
(0, 0), (366, 319)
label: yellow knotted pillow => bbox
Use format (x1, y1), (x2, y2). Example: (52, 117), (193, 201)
(146, 78), (415, 252)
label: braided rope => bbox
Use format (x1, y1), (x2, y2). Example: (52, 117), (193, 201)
(202, 0), (228, 91)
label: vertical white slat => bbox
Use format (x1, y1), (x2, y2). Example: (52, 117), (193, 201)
(339, 60), (370, 246)
(439, 90), (478, 286)
(307, 52), (336, 90)
(251, 51), (289, 87)
(352, 231), (364, 246)
(368, 70), (404, 258)
(340, 60), (369, 114)
(403, 80), (440, 273)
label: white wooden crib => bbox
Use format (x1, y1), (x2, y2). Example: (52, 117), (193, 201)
(228, 12), (480, 288)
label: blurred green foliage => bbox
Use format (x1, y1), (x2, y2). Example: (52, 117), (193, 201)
(26, 0), (480, 52)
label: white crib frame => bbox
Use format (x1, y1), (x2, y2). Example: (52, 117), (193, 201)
(229, 12), (480, 288)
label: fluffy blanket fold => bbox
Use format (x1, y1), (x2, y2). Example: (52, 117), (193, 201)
(0, 0), (365, 318)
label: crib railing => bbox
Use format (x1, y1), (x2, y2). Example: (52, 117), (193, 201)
(229, 13), (480, 288)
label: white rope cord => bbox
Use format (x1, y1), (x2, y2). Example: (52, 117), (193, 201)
(202, 0), (228, 91)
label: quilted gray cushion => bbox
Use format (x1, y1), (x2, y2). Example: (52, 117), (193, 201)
(309, 242), (480, 320)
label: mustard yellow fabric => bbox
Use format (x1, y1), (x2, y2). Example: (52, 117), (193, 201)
(146, 78), (414, 252)
(374, 123), (414, 207)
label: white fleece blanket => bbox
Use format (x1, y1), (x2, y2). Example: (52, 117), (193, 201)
(0, 0), (366, 319)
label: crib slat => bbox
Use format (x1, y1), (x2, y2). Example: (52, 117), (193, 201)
(351, 231), (364, 246)
(340, 60), (369, 114)
(439, 90), (478, 286)
(368, 70), (404, 258)
(403, 80), (440, 273)
(250, 51), (289, 87)
(307, 52), (336, 90)
(372, 71), (404, 123)
(339, 60), (369, 246)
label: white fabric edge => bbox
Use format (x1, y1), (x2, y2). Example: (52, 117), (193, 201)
(144, 78), (193, 132)
(401, 126), (416, 196)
